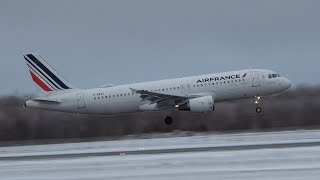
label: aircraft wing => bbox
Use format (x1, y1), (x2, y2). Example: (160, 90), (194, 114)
(130, 88), (193, 109)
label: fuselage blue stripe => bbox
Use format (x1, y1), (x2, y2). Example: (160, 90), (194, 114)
(26, 54), (70, 89)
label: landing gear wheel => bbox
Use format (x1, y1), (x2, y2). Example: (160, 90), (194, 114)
(164, 116), (173, 125)
(256, 107), (262, 113)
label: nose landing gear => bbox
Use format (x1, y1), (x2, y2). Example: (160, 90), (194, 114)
(254, 96), (263, 113)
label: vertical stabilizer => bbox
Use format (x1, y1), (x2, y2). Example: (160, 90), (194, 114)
(23, 54), (76, 95)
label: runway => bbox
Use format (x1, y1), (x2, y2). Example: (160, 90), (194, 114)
(1, 130), (320, 180)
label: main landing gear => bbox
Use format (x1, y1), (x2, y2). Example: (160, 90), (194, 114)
(164, 116), (173, 125)
(254, 96), (263, 113)
(256, 107), (262, 113)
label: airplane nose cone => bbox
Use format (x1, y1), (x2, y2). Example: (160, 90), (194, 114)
(283, 78), (291, 90)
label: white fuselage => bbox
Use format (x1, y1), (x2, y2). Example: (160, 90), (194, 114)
(26, 69), (291, 115)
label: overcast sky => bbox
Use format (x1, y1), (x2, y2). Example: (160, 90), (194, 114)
(0, 0), (319, 96)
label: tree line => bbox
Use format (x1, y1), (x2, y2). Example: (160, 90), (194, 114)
(0, 85), (319, 141)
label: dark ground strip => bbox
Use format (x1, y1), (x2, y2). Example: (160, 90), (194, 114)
(1, 141), (320, 161)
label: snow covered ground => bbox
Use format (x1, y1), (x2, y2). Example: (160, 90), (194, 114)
(1, 130), (320, 180)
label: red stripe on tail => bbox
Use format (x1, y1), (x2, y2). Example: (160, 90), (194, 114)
(29, 71), (52, 92)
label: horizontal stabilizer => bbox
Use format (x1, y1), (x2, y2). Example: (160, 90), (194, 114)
(33, 98), (62, 104)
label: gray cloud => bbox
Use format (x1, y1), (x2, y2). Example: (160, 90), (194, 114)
(0, 0), (319, 95)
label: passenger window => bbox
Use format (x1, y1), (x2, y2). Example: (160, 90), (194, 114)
(197, 84), (199, 87)
(212, 83), (214, 85)
(94, 97), (96, 100)
(201, 84), (203, 87)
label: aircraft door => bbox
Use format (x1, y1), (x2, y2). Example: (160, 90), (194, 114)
(180, 84), (185, 93)
(186, 84), (191, 93)
(180, 84), (191, 93)
(252, 72), (260, 87)
(77, 93), (86, 109)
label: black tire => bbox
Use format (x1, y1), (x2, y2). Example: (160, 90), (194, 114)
(165, 116), (173, 125)
(256, 107), (262, 113)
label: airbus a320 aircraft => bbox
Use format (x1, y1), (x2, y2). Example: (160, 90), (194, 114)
(23, 54), (291, 125)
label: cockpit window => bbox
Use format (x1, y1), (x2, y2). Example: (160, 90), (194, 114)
(268, 74), (281, 79)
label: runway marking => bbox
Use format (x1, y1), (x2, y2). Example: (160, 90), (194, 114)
(1, 141), (320, 161)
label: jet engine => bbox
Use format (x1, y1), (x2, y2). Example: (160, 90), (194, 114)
(178, 96), (214, 113)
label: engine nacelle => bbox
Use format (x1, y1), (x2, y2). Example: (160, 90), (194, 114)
(179, 96), (214, 113)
